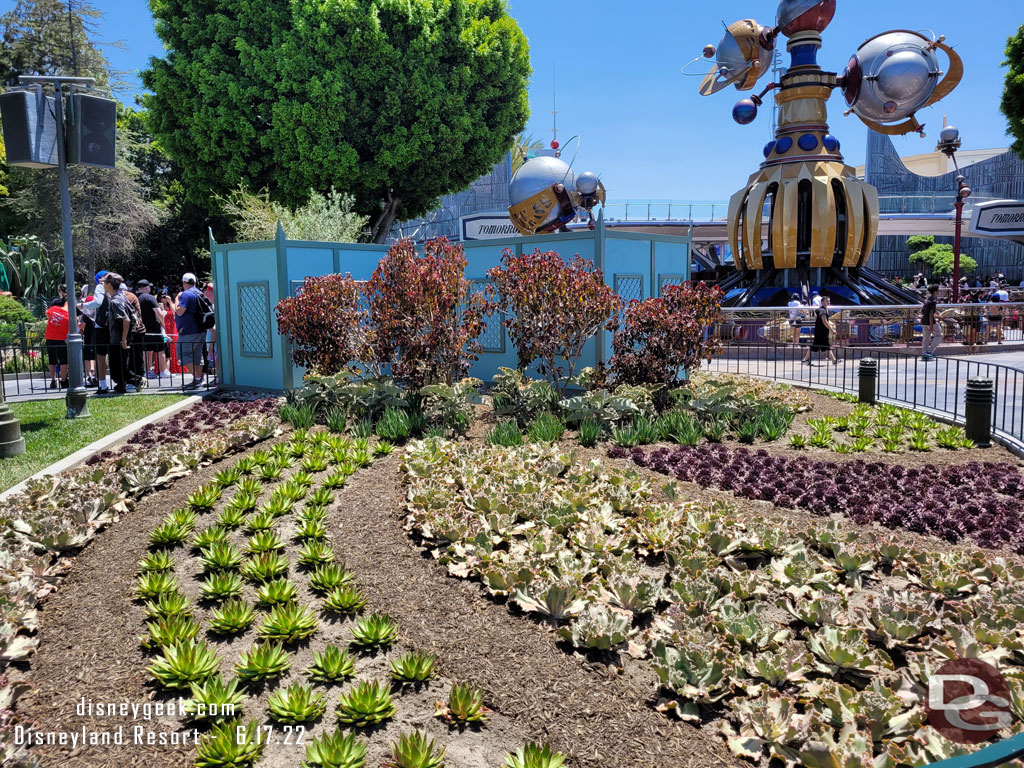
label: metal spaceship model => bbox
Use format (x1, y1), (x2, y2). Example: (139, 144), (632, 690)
(696, 0), (963, 306)
(508, 147), (606, 236)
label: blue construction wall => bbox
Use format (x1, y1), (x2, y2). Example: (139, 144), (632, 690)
(211, 219), (691, 392)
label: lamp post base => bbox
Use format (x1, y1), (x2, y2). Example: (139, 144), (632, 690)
(0, 403), (26, 457)
(65, 386), (90, 420)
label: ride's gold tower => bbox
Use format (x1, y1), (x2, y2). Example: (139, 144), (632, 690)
(695, 0), (963, 306)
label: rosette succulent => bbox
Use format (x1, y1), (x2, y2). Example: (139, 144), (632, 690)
(387, 731), (446, 768)
(299, 541), (335, 568)
(185, 674), (246, 722)
(259, 602), (319, 643)
(389, 651), (436, 684)
(195, 719), (264, 768)
(209, 600), (258, 635)
(245, 511), (276, 533)
(268, 682), (327, 725)
(199, 542), (245, 572)
(188, 485), (223, 513)
(201, 571), (245, 601)
(435, 684), (490, 725)
(306, 645), (356, 683)
(350, 614), (399, 650)
(192, 526), (230, 550)
(310, 563), (353, 592)
(323, 586), (368, 616)
(246, 530), (285, 554)
(241, 552), (290, 582)
(335, 681), (397, 727)
(235, 642), (292, 683)
(138, 550), (175, 573)
(256, 578), (299, 607)
(503, 743), (566, 768)
(149, 521), (189, 548)
(144, 591), (193, 620)
(147, 640), (220, 689)
(140, 614), (201, 650)
(134, 571), (180, 600)
(302, 729), (368, 768)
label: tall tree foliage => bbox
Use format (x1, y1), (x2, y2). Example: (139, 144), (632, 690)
(1003, 22), (1024, 158)
(144, 0), (531, 242)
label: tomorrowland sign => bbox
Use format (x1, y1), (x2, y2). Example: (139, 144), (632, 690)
(460, 212), (519, 241)
(968, 200), (1024, 240)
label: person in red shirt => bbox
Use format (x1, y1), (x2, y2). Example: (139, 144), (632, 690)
(45, 297), (70, 389)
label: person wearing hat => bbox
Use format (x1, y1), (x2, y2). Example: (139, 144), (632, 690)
(90, 270), (112, 393)
(174, 272), (206, 390)
(135, 279), (168, 379)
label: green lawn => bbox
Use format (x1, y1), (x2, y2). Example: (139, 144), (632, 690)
(0, 394), (187, 492)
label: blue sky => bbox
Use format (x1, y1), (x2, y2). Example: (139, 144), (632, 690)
(11, 0), (1019, 202)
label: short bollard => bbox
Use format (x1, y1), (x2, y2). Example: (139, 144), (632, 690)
(858, 359), (877, 405)
(964, 377), (994, 448)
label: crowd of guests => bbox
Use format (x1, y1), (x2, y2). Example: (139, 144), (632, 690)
(43, 272), (216, 395)
(909, 272), (1021, 303)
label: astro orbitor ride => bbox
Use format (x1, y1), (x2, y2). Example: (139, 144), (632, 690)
(694, 0), (963, 306)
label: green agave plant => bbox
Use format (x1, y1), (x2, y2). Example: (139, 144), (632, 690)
(292, 471), (315, 489)
(167, 507), (199, 531)
(225, 490), (260, 515)
(298, 541), (335, 567)
(134, 571), (181, 600)
(235, 456), (257, 476)
(298, 506), (329, 525)
(351, 448), (372, 467)
(302, 454), (330, 473)
(236, 476), (262, 496)
(249, 448), (272, 466)
(268, 682), (327, 725)
(296, 519), (329, 541)
(389, 651), (436, 684)
(235, 642), (292, 683)
(195, 719), (264, 768)
(255, 578), (299, 607)
(288, 439), (307, 458)
(199, 541), (245, 572)
(188, 485), (223, 513)
(262, 495), (295, 517)
(193, 526), (230, 550)
(245, 511), (277, 532)
(259, 602), (319, 643)
(147, 639), (220, 689)
(138, 549), (175, 573)
(246, 530), (285, 554)
(310, 563), (353, 593)
(335, 681), (397, 727)
(144, 591), (193, 620)
(306, 645), (356, 683)
(323, 586), (368, 616)
(200, 571), (245, 602)
(373, 441), (396, 457)
(140, 614), (201, 650)
(184, 674), (246, 722)
(308, 487), (334, 507)
(149, 521), (189, 548)
(209, 600), (258, 635)
(259, 464), (284, 483)
(350, 613), (399, 650)
(241, 552), (290, 582)
(322, 471), (348, 490)
(435, 684), (490, 725)
(503, 743), (566, 768)
(302, 728), (368, 768)
(387, 731), (446, 768)
(213, 467), (242, 489)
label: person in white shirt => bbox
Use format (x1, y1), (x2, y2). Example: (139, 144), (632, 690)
(787, 294), (803, 343)
(811, 292), (823, 308)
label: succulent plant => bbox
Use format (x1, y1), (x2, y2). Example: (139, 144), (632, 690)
(237, 476), (262, 495)
(209, 599), (258, 635)
(149, 521), (189, 548)
(184, 674), (246, 722)
(387, 731), (446, 768)
(141, 614), (202, 649)
(650, 640), (732, 721)
(217, 505), (249, 530)
(557, 604), (633, 650)
(323, 586), (368, 615)
(188, 484), (223, 513)
(147, 639), (220, 689)
(726, 690), (809, 763)
(259, 463), (284, 483)
(830, 544), (876, 589)
(296, 519), (329, 541)
(742, 641), (812, 688)
(195, 719), (264, 768)
(389, 651), (436, 684)
(235, 456), (257, 475)
(302, 728), (368, 768)
(323, 471), (348, 490)
(262, 495), (295, 518)
(806, 626), (894, 684)
(225, 489), (260, 515)
(435, 684), (490, 725)
(335, 680), (397, 727)
(138, 549), (175, 573)
(134, 571), (181, 600)
(306, 645), (356, 683)
(193, 526), (230, 550)
(310, 563), (353, 592)
(255, 577), (299, 607)
(241, 552), (290, 582)
(245, 511), (277, 533)
(201, 571), (245, 601)
(213, 467), (242, 488)
(600, 573), (662, 614)
(307, 487), (334, 506)
(246, 530), (285, 554)
(512, 581), (587, 621)
(374, 440), (396, 456)
(302, 454), (330, 473)
(269, 682), (327, 724)
(293, 470), (316, 488)
(199, 541), (245, 572)
(144, 591), (193, 620)
(350, 613), (399, 650)
(259, 602), (319, 643)
(299, 541), (335, 567)
(299, 504), (330, 523)
(502, 743), (566, 768)
(235, 642), (292, 683)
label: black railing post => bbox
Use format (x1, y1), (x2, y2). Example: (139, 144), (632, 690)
(965, 377), (994, 448)
(858, 359), (877, 405)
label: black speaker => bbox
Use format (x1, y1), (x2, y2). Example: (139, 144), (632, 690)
(0, 86), (58, 168)
(67, 93), (116, 168)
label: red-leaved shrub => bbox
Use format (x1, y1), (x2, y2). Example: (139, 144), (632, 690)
(275, 273), (369, 375)
(487, 248), (621, 397)
(610, 281), (724, 394)
(364, 238), (491, 388)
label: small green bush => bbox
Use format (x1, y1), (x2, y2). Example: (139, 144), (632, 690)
(528, 412), (565, 443)
(486, 420), (523, 447)
(375, 406), (411, 442)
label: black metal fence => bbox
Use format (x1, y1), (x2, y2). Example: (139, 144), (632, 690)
(0, 338), (219, 400)
(705, 343), (1024, 454)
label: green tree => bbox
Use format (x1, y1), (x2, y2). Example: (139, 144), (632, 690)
(144, 0), (531, 242)
(906, 235), (976, 277)
(1002, 22), (1024, 158)
(218, 187), (367, 244)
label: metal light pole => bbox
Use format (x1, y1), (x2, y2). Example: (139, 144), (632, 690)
(19, 75), (95, 419)
(935, 125), (972, 304)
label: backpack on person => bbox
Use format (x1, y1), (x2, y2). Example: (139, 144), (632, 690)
(192, 288), (216, 330)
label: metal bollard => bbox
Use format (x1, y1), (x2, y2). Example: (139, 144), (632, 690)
(858, 359), (877, 405)
(964, 377), (993, 448)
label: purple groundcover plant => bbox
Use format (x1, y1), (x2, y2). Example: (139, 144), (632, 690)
(127, 396), (280, 446)
(623, 445), (1024, 554)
